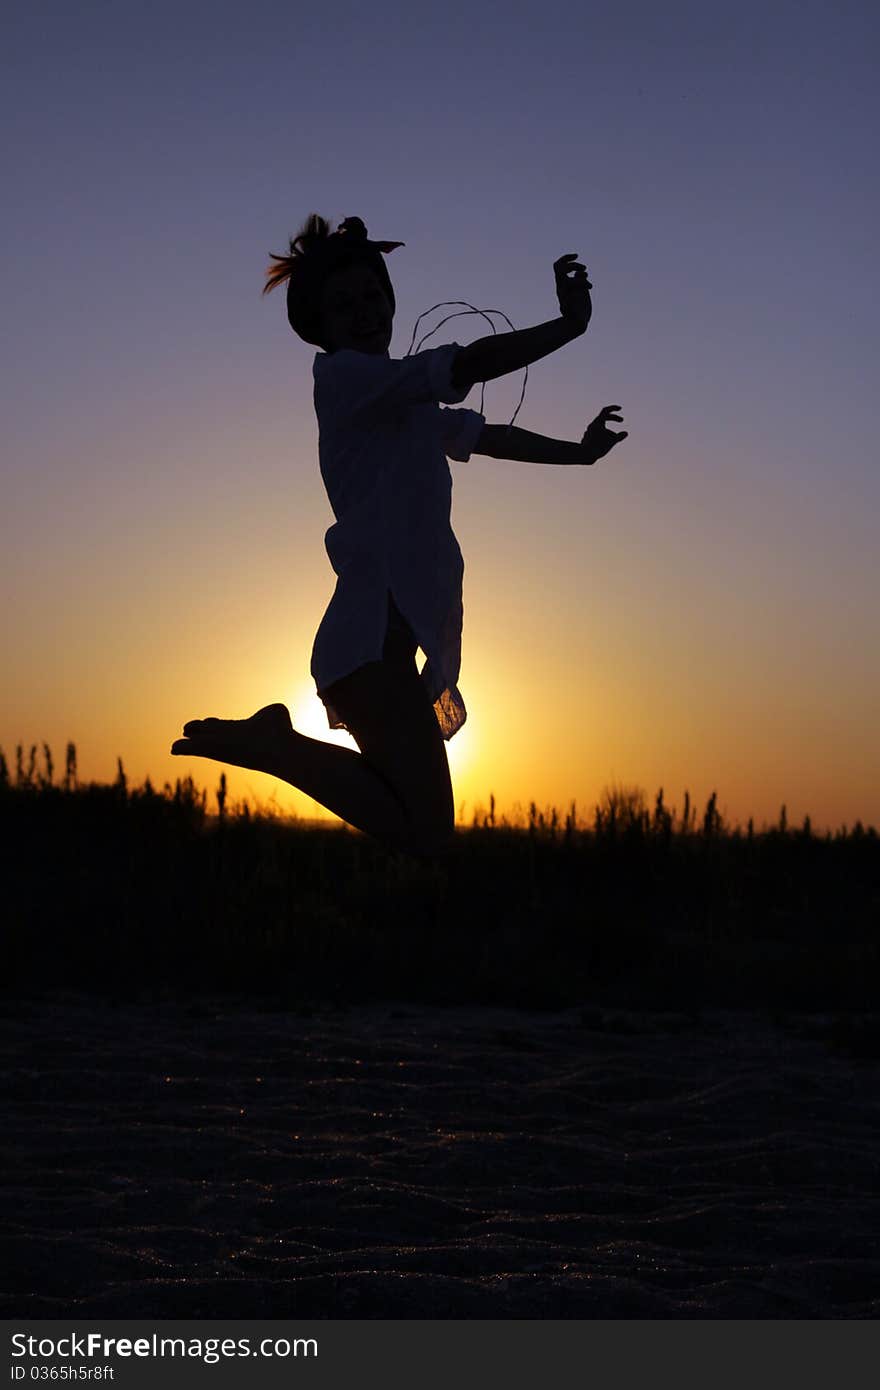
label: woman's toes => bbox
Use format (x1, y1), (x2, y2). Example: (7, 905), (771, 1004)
(183, 717), (221, 736)
(171, 737), (225, 761)
(172, 737), (212, 755)
(176, 707), (292, 755)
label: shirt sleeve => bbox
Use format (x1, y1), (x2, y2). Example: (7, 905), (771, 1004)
(317, 343), (472, 427)
(438, 406), (486, 462)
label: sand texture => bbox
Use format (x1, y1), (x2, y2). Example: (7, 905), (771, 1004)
(2, 996), (879, 1318)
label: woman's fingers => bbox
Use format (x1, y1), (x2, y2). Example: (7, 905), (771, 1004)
(555, 254), (589, 275)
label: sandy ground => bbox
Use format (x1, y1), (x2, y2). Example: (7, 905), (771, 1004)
(2, 994), (878, 1318)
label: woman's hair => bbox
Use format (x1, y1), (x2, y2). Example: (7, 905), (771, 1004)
(262, 213), (403, 348)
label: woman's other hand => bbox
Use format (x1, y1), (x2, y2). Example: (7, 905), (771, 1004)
(581, 405), (627, 463)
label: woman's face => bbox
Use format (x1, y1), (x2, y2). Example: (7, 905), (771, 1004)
(319, 262), (394, 355)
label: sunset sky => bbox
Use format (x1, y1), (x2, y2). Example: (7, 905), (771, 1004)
(3, 0), (878, 835)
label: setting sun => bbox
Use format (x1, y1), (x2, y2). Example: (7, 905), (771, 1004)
(290, 681), (353, 750)
(279, 678), (474, 825)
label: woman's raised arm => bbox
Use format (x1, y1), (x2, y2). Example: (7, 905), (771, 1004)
(451, 253), (592, 391)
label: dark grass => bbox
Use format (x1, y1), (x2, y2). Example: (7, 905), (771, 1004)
(2, 742), (879, 1014)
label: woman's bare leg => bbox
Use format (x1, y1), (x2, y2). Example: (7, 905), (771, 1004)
(171, 702), (424, 855)
(171, 703), (411, 848)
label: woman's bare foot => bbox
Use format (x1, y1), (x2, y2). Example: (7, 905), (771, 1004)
(170, 702), (295, 773)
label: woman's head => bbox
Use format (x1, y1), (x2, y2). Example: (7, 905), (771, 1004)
(262, 213), (403, 354)
(319, 261), (394, 356)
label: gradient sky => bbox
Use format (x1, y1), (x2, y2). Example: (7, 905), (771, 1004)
(3, 0), (878, 834)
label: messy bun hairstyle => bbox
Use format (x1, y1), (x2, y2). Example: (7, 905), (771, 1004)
(262, 213), (405, 348)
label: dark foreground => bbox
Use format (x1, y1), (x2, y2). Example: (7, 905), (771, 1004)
(3, 994), (879, 1318)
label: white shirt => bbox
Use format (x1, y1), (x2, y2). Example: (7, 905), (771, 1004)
(310, 341), (485, 740)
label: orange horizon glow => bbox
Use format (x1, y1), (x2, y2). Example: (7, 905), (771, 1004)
(5, 472), (878, 840)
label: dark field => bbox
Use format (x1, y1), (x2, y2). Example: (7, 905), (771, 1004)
(2, 750), (879, 1317)
(3, 748), (878, 1009)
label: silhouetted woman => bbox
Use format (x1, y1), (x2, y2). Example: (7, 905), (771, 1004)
(171, 213), (626, 859)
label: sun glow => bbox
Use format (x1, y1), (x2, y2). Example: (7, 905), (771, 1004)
(290, 681), (355, 750)
(289, 674), (474, 781)
(236, 663), (482, 825)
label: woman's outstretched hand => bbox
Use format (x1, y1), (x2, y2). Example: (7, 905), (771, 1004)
(580, 405), (628, 463)
(554, 253), (592, 332)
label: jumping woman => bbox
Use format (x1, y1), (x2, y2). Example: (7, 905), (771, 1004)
(171, 213), (627, 860)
